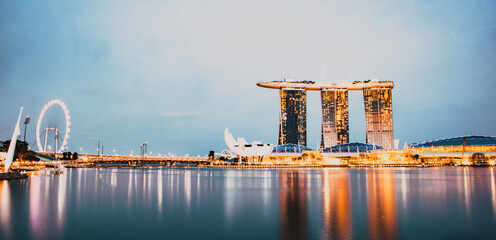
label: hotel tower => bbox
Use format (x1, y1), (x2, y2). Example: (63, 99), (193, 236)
(363, 87), (394, 149)
(257, 79), (394, 149)
(278, 88), (307, 146)
(320, 89), (349, 148)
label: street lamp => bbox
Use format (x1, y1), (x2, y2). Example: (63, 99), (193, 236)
(23, 116), (30, 143)
(143, 142), (147, 160)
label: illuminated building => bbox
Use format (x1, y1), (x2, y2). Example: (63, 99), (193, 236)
(272, 144), (309, 153)
(409, 135), (496, 148)
(322, 142), (382, 153)
(257, 79), (394, 149)
(363, 88), (394, 149)
(278, 88), (307, 146)
(321, 89), (349, 148)
(408, 136), (496, 166)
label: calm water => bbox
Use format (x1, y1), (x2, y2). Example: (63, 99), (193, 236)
(1, 167), (496, 240)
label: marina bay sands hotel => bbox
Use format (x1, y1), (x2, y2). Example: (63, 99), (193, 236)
(257, 79), (394, 149)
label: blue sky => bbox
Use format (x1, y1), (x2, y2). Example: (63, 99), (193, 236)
(1, 0), (495, 156)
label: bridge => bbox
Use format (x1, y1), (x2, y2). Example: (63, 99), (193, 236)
(39, 152), (211, 167)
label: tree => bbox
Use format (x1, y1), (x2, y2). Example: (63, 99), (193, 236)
(0, 140), (40, 161)
(470, 153), (487, 165)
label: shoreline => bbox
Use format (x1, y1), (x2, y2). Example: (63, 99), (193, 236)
(58, 163), (494, 169)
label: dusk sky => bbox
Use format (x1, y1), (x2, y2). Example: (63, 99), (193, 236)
(1, 0), (495, 156)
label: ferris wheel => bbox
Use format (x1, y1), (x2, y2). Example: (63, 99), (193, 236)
(35, 99), (71, 153)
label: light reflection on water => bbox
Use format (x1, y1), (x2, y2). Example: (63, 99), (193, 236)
(0, 181), (11, 239)
(1, 167), (496, 239)
(321, 169), (351, 239)
(492, 168), (496, 217)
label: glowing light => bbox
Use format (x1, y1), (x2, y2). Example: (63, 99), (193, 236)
(0, 181), (11, 235)
(325, 158), (341, 165)
(36, 99), (71, 153)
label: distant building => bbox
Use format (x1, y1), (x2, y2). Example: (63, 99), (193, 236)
(224, 128), (274, 157)
(409, 136), (496, 148)
(279, 88), (307, 146)
(322, 142), (382, 153)
(273, 144), (310, 153)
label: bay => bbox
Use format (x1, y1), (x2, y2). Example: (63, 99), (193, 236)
(1, 167), (496, 239)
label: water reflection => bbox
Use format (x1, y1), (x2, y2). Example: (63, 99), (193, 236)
(321, 169), (352, 239)
(184, 170), (191, 214)
(29, 173), (43, 238)
(279, 171), (308, 240)
(463, 168), (472, 217)
(491, 168), (496, 219)
(157, 169), (163, 214)
(111, 168), (117, 188)
(127, 170), (133, 209)
(0, 181), (11, 238)
(57, 171), (67, 232)
(1, 168), (496, 239)
(224, 170), (237, 224)
(367, 170), (397, 240)
(262, 170), (273, 216)
(399, 169), (408, 216)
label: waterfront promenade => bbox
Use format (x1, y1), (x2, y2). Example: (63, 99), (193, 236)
(3, 143), (494, 170)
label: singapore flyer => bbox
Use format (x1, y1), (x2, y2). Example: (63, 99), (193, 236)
(35, 99), (71, 153)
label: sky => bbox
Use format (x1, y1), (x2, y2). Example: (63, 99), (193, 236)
(1, 0), (495, 156)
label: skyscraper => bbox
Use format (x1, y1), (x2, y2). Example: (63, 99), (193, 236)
(321, 89), (349, 148)
(279, 88), (307, 146)
(363, 88), (394, 149)
(258, 79), (394, 149)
